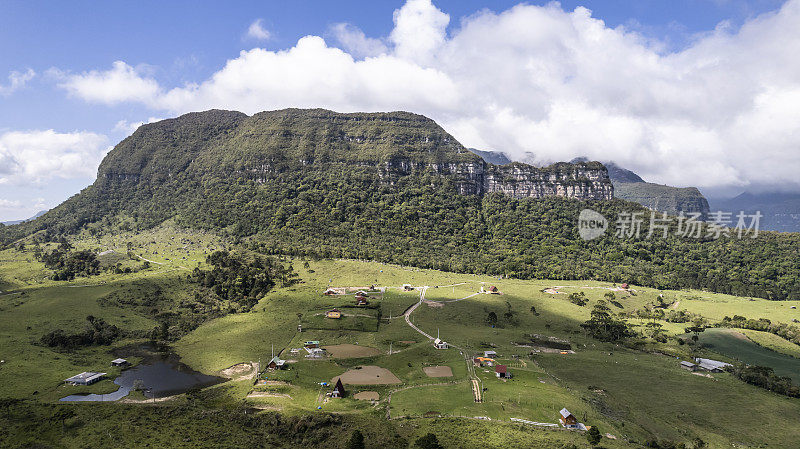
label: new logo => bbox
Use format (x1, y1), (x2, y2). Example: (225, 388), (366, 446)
(578, 209), (608, 240)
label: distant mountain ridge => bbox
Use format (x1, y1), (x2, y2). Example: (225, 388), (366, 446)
(572, 157), (710, 217)
(711, 192), (800, 232)
(467, 149), (710, 217)
(1, 210), (48, 226)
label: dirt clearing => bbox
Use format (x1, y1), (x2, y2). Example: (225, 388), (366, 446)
(423, 366), (453, 377)
(323, 344), (381, 359)
(220, 362), (256, 380)
(354, 391), (380, 401)
(332, 366), (402, 385)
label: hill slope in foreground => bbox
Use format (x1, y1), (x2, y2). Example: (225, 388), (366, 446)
(2, 227), (800, 448)
(1, 108), (799, 301)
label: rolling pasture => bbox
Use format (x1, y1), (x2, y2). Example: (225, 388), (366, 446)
(2, 226), (800, 448)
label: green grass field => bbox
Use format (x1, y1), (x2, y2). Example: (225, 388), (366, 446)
(698, 328), (800, 382)
(3, 225), (800, 448)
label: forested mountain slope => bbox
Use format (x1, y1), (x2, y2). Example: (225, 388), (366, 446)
(1, 109), (798, 300)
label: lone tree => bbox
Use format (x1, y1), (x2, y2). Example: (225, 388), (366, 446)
(568, 292), (588, 306)
(582, 300), (633, 342)
(587, 426), (602, 447)
(346, 430), (365, 449)
(415, 433), (444, 449)
(486, 311), (498, 326)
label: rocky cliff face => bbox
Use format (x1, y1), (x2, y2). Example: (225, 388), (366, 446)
(484, 162), (613, 200)
(375, 159), (612, 200)
(97, 108), (613, 201)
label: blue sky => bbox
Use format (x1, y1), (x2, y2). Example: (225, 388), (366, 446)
(0, 0), (797, 221)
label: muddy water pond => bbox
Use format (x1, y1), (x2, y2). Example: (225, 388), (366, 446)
(60, 344), (224, 402)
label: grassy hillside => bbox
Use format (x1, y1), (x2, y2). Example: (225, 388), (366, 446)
(3, 227), (800, 447)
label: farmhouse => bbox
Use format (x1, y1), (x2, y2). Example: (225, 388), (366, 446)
(330, 379), (346, 398)
(559, 408), (585, 430)
(355, 296), (369, 306)
(64, 372), (106, 386)
(267, 356), (286, 370)
(484, 350), (497, 358)
(695, 358), (732, 372)
(680, 361), (699, 371)
(323, 289), (337, 295)
(304, 341), (320, 348)
(620, 283), (629, 289)
(433, 338), (449, 349)
(495, 365), (511, 379)
(487, 285), (500, 294)
(111, 358), (128, 367)
(326, 309), (342, 319)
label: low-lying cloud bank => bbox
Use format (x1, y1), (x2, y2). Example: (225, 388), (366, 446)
(55, 0), (800, 191)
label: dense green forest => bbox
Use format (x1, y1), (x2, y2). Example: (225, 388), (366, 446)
(192, 250), (299, 310)
(2, 109), (799, 300)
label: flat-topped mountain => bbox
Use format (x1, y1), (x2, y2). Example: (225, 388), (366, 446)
(99, 108), (612, 200)
(2, 108), (798, 301)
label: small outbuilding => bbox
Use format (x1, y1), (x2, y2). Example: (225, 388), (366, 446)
(483, 350), (497, 358)
(433, 338), (449, 350)
(487, 285), (500, 294)
(326, 309), (342, 319)
(323, 289), (337, 296)
(330, 379), (346, 398)
(304, 340), (320, 348)
(680, 361), (698, 371)
(495, 365), (511, 379)
(559, 408), (581, 429)
(620, 283), (630, 289)
(695, 357), (732, 372)
(355, 296), (369, 306)
(267, 356), (286, 370)
(111, 358), (128, 367)
(403, 284), (414, 291)
(64, 372), (106, 386)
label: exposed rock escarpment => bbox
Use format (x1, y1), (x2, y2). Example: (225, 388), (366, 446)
(98, 109), (611, 201)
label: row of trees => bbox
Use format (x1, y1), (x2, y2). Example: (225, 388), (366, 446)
(728, 363), (800, 398)
(718, 315), (800, 346)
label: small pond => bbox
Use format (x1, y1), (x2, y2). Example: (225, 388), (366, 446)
(60, 344), (224, 402)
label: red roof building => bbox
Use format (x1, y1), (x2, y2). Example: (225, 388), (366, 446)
(495, 364), (510, 378)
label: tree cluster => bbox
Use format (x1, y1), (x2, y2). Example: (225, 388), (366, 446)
(729, 363), (800, 398)
(40, 315), (121, 349)
(192, 250), (298, 311)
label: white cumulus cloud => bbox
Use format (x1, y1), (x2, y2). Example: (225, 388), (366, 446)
(0, 69), (35, 96)
(329, 23), (388, 59)
(56, 61), (161, 105)
(0, 130), (110, 185)
(246, 19), (272, 41)
(51, 0), (800, 191)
